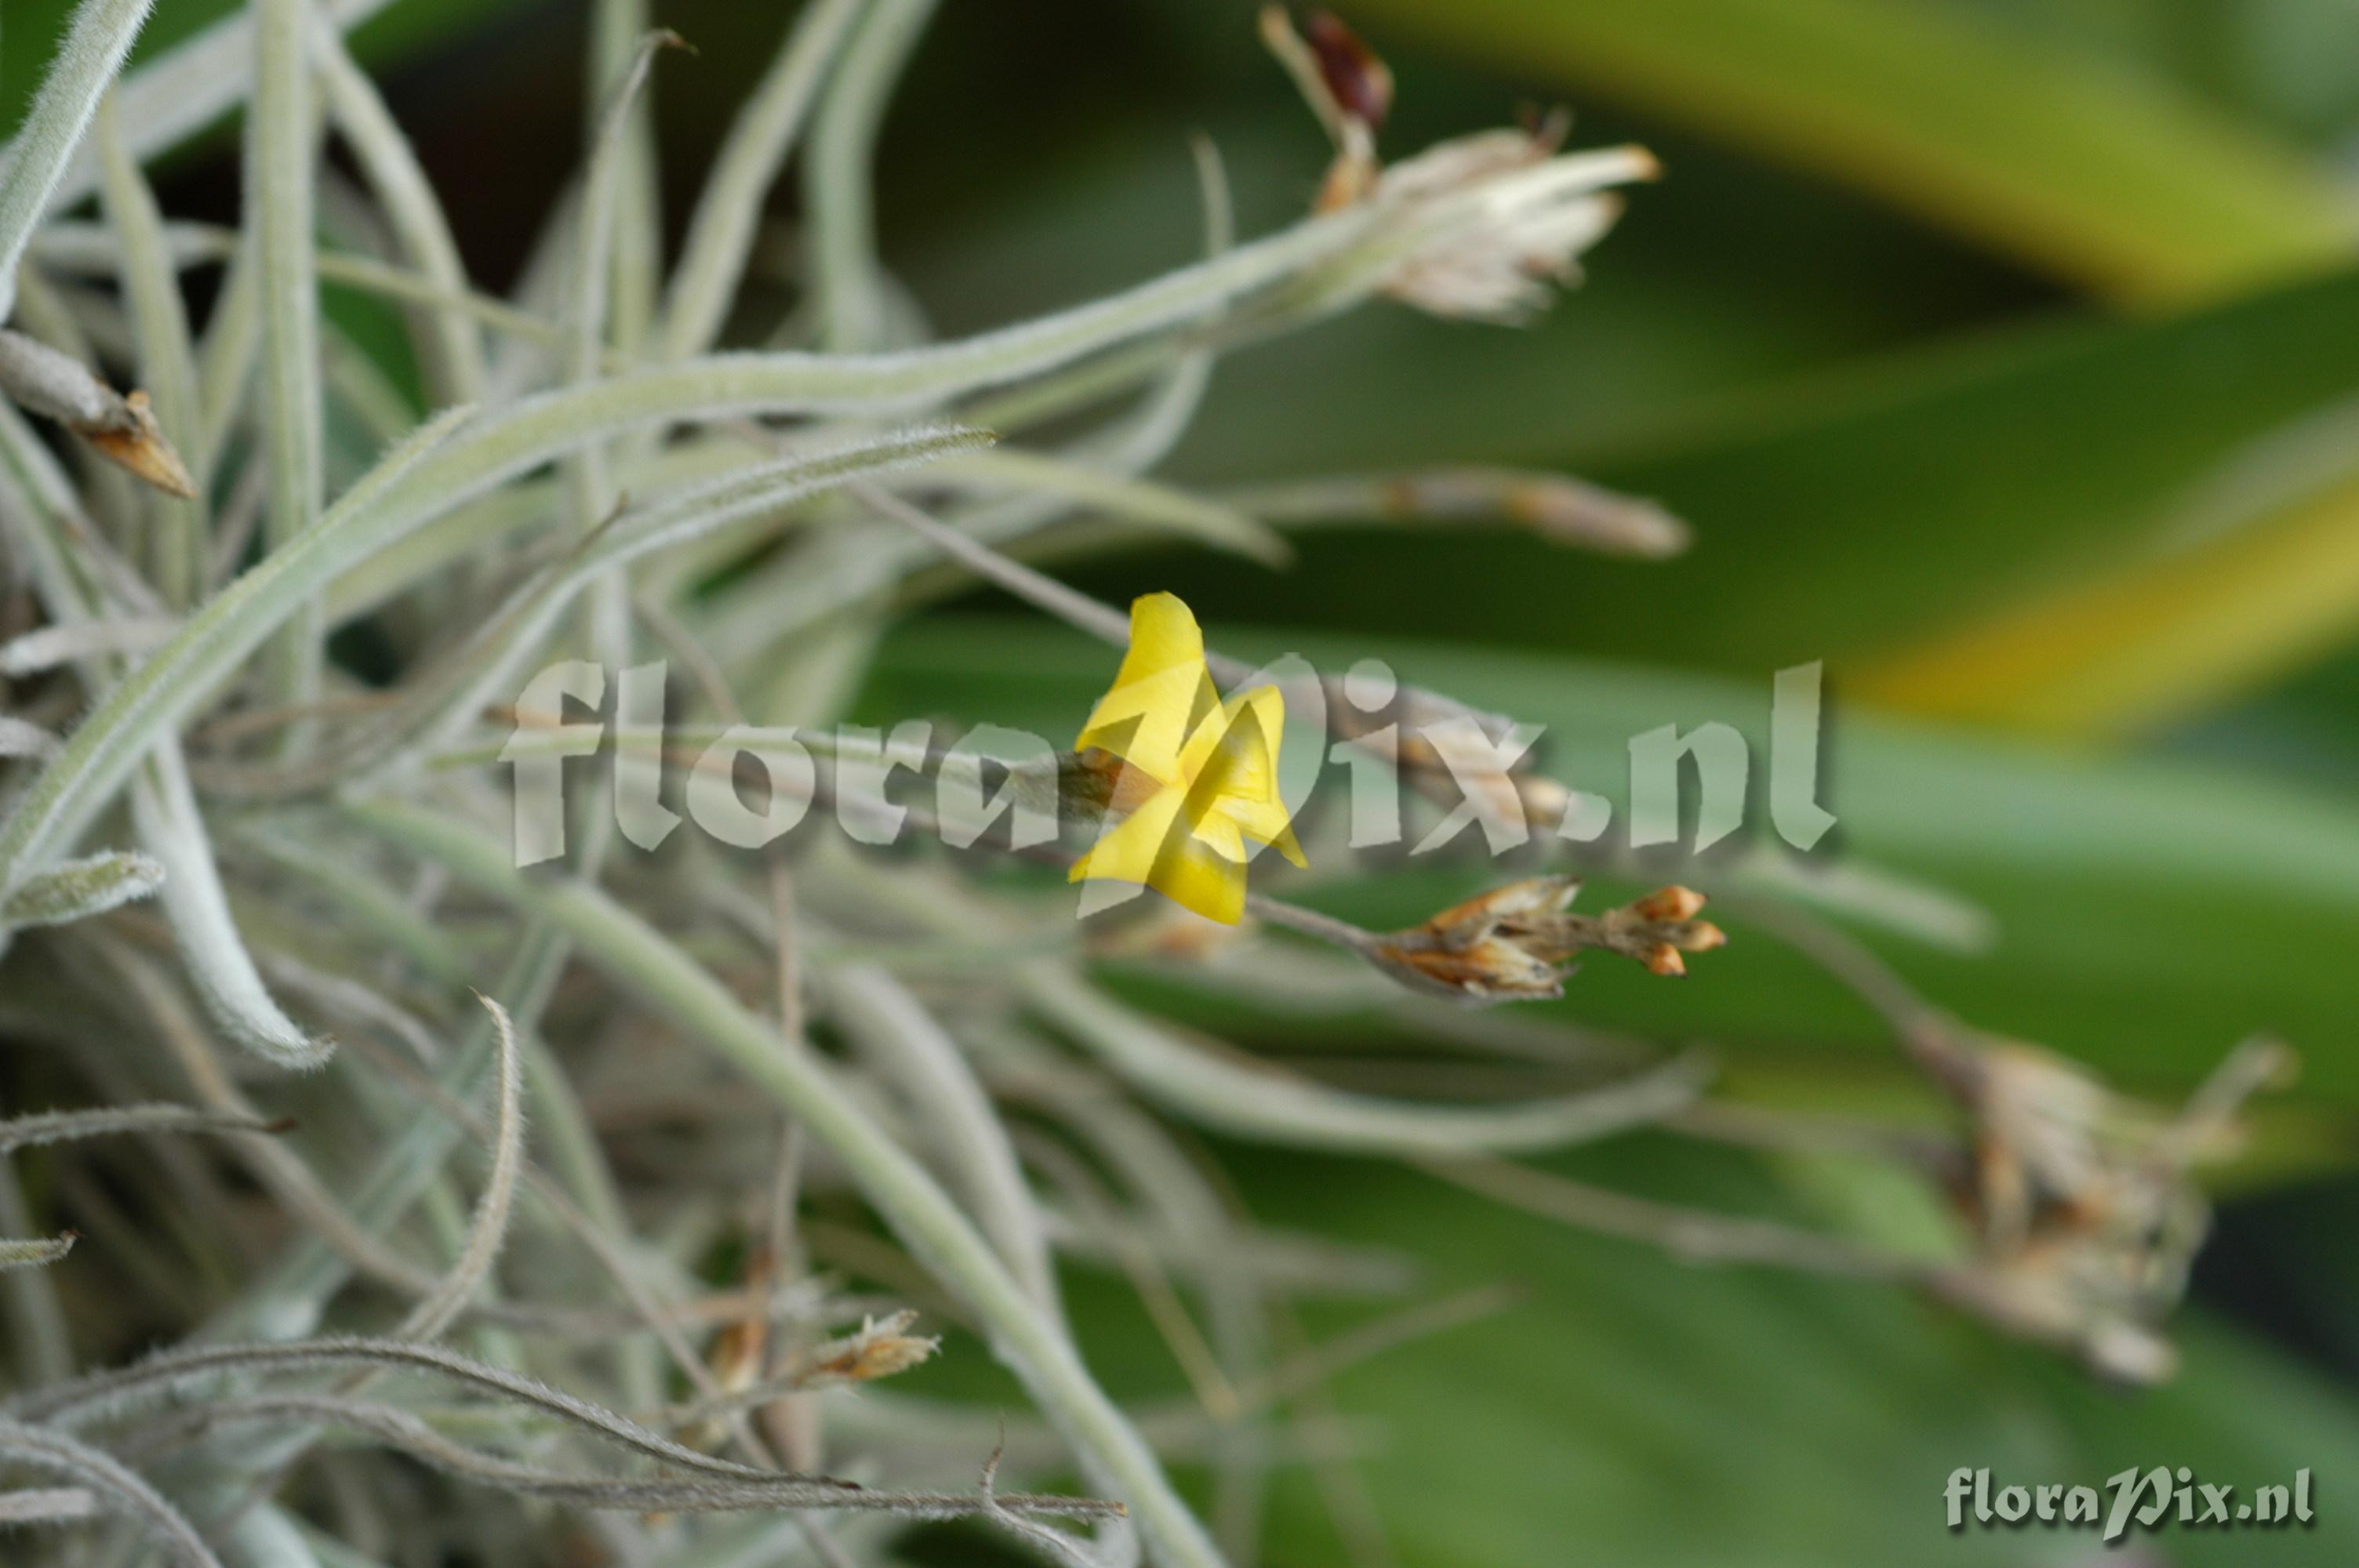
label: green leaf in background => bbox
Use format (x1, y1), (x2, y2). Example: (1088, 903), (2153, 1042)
(1960, 0), (2359, 149)
(1340, 0), (2359, 303)
(910, 1145), (2358, 1566)
(1236, 1148), (2359, 1568)
(1858, 448), (2359, 736)
(900, 1144), (2357, 1567)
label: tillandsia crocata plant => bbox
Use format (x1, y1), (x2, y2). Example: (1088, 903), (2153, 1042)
(0, 4), (2294, 1568)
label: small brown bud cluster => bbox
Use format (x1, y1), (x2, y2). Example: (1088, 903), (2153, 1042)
(1370, 875), (1725, 1004)
(1619, 884), (1728, 975)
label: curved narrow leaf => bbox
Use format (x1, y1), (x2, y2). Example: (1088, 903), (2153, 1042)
(0, 0), (158, 325)
(0, 849), (162, 930)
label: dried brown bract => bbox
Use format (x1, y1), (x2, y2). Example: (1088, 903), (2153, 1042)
(795, 1310), (940, 1388)
(78, 389), (198, 499)
(0, 328), (196, 498)
(692, 1254), (774, 1446)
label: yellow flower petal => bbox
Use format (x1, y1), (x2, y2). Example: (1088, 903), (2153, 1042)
(1069, 593), (1307, 923)
(1074, 593), (1219, 782)
(1182, 684), (1278, 799)
(1209, 797), (1306, 868)
(1069, 782), (1247, 923)
(1147, 830), (1250, 924)
(1183, 802), (1247, 866)
(1067, 784), (1186, 887)
(1186, 686), (1307, 868)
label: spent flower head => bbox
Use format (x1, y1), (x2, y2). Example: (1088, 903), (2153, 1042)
(1263, 5), (1657, 321)
(1923, 1033), (2296, 1382)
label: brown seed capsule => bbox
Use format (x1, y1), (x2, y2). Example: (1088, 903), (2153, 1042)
(1632, 885), (1706, 922)
(1679, 920), (1728, 952)
(1303, 11), (1394, 132)
(0, 331), (198, 499)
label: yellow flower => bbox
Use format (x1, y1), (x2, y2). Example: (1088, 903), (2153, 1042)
(1068, 593), (1306, 924)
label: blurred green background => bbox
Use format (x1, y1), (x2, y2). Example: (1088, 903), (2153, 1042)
(10, 0), (2359, 1563)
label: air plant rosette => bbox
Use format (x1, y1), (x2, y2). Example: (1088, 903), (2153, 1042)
(0, 5), (2292, 1568)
